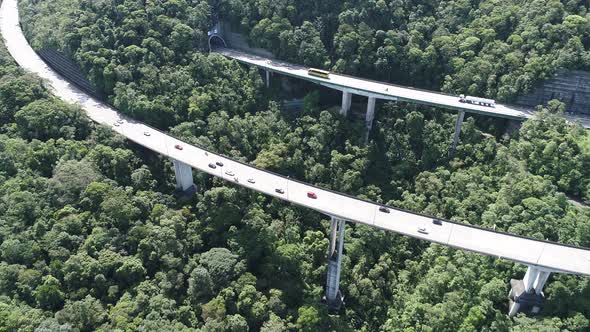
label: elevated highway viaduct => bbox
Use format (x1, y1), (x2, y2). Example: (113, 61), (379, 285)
(2, 0), (590, 316)
(215, 48), (590, 150)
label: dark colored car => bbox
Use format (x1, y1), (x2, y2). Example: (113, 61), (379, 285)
(175, 144), (183, 150)
(216, 161), (224, 167)
(307, 192), (317, 199)
(432, 219), (443, 226)
(379, 206), (390, 213)
(208, 163), (216, 169)
(275, 188), (285, 194)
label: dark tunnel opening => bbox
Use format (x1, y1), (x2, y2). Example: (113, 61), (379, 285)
(208, 35), (226, 51)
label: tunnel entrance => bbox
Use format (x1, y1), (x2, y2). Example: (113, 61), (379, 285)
(208, 35), (226, 51)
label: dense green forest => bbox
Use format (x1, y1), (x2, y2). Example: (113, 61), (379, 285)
(0, 0), (589, 330)
(238, 0), (590, 99)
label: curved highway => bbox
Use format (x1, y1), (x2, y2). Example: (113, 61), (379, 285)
(217, 48), (590, 128)
(2, 0), (590, 277)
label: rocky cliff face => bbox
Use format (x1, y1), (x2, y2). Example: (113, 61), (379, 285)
(516, 70), (590, 115)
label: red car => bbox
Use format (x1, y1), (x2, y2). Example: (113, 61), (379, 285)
(307, 192), (317, 199)
(175, 144), (183, 150)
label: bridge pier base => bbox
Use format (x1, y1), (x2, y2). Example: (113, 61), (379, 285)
(449, 110), (465, 156)
(340, 91), (352, 117)
(508, 266), (551, 317)
(172, 159), (196, 195)
(364, 96), (377, 144)
(323, 217), (345, 311)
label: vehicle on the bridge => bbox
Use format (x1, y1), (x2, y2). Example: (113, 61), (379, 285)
(117, 119), (124, 124)
(247, 178), (255, 184)
(208, 163), (216, 169)
(379, 206), (390, 213)
(275, 188), (285, 194)
(308, 68), (330, 79)
(418, 227), (428, 234)
(432, 219), (443, 225)
(216, 161), (224, 167)
(143, 131), (151, 136)
(225, 170), (234, 176)
(175, 144), (183, 150)
(114, 122), (120, 127)
(307, 192), (317, 199)
(459, 94), (495, 107)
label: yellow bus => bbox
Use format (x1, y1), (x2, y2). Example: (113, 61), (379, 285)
(308, 68), (330, 79)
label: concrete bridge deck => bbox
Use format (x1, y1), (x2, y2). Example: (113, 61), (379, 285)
(216, 48), (590, 128)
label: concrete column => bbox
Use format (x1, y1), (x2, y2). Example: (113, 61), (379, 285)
(324, 217), (345, 311)
(522, 266), (540, 292)
(508, 266), (551, 317)
(531, 270), (550, 313)
(533, 271), (550, 295)
(364, 96), (377, 144)
(449, 110), (466, 155)
(172, 159), (195, 193)
(265, 70), (270, 88)
(365, 96), (376, 130)
(340, 91), (352, 117)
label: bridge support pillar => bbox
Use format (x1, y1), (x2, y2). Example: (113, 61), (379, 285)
(505, 119), (522, 137)
(449, 110), (465, 156)
(323, 217), (345, 311)
(265, 70), (270, 88)
(364, 96), (377, 144)
(340, 91), (352, 117)
(172, 159), (196, 195)
(508, 266), (551, 317)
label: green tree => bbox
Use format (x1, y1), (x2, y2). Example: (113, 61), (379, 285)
(35, 275), (65, 310)
(55, 295), (107, 332)
(296, 305), (323, 332)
